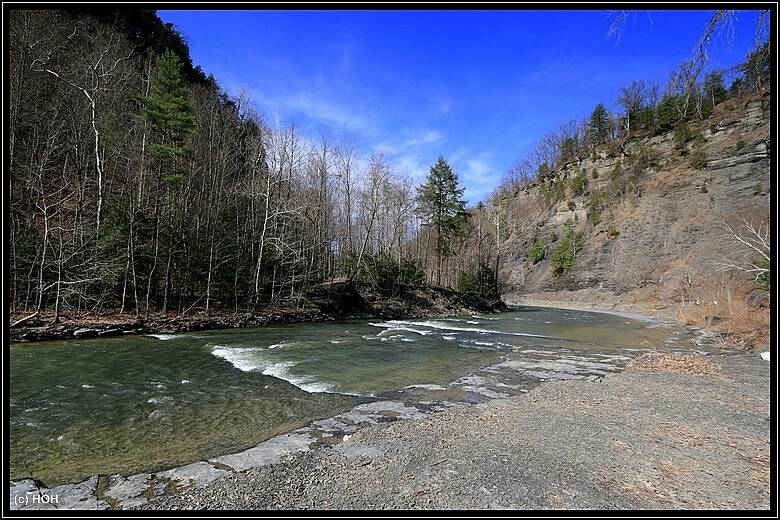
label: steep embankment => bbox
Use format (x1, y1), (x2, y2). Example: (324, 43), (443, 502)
(499, 92), (771, 348)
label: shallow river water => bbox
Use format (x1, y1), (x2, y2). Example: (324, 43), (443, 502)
(9, 306), (696, 488)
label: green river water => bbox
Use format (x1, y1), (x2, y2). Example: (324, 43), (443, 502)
(9, 306), (683, 487)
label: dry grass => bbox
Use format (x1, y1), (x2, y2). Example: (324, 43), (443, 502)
(716, 309), (771, 352)
(678, 300), (727, 329)
(677, 286), (771, 352)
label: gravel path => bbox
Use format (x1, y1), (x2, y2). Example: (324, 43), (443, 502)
(136, 351), (771, 511)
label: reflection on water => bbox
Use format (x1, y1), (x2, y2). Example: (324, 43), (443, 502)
(9, 306), (682, 487)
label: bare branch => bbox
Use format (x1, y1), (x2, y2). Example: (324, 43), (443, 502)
(714, 218), (770, 284)
(604, 10), (632, 46)
(604, 10), (654, 46)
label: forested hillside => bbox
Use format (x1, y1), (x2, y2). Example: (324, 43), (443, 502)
(9, 9), (446, 321)
(8, 9), (771, 346)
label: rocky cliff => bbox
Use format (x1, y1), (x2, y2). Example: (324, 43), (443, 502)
(499, 92), (771, 319)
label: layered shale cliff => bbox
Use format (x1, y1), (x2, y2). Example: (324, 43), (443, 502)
(499, 92), (771, 320)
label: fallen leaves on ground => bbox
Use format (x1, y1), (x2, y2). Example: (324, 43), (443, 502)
(624, 352), (722, 375)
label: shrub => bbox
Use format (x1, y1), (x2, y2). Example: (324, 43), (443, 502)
(347, 253), (424, 294)
(673, 120), (692, 152)
(587, 192), (604, 226)
(570, 171), (588, 196)
(457, 271), (475, 294)
(624, 142), (659, 172)
(528, 237), (547, 264)
(398, 258), (425, 285)
(550, 244), (572, 277)
(689, 141), (708, 170)
(550, 221), (585, 277)
(543, 175), (566, 205)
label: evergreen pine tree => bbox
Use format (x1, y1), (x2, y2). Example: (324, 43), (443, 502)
(133, 49), (196, 182)
(416, 156), (468, 286)
(130, 49), (196, 315)
(589, 103), (611, 145)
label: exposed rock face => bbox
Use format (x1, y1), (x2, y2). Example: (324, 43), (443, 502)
(499, 93), (771, 308)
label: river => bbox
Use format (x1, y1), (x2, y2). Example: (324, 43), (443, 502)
(9, 305), (696, 488)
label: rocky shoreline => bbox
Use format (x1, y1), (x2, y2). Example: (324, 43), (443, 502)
(9, 282), (508, 344)
(132, 349), (770, 511)
(136, 344), (771, 511)
(12, 346), (768, 511)
(9, 295), (771, 511)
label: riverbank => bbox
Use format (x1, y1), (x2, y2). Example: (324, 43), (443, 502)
(133, 349), (771, 510)
(9, 301), (772, 510)
(11, 283), (769, 355)
(9, 282), (507, 344)
(505, 289), (688, 321)
(506, 289), (771, 354)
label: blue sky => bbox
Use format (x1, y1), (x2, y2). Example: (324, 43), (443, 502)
(157, 8), (767, 205)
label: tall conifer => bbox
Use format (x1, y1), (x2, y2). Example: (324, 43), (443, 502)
(416, 156), (467, 286)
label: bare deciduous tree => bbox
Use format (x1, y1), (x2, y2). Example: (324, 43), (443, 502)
(607, 9), (770, 90)
(616, 80), (649, 133)
(29, 13), (134, 239)
(715, 218), (770, 288)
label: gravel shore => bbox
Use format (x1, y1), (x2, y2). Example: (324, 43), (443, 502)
(136, 348), (771, 511)
(11, 300), (771, 511)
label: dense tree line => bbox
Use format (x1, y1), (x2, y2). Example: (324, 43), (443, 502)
(9, 9), (486, 321)
(8, 9), (769, 321)
(6, 11), (349, 317)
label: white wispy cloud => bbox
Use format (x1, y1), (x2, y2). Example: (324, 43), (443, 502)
(403, 129), (444, 147)
(280, 91), (367, 132)
(431, 93), (452, 116)
(449, 152), (503, 205)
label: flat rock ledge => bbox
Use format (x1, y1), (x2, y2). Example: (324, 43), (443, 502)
(10, 349), (769, 511)
(9, 344), (625, 511)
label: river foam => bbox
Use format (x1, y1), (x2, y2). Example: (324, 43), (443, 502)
(211, 346), (339, 395)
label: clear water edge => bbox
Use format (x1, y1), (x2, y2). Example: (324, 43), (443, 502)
(9, 306), (688, 487)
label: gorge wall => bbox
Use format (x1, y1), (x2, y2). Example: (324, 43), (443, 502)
(498, 92), (771, 313)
